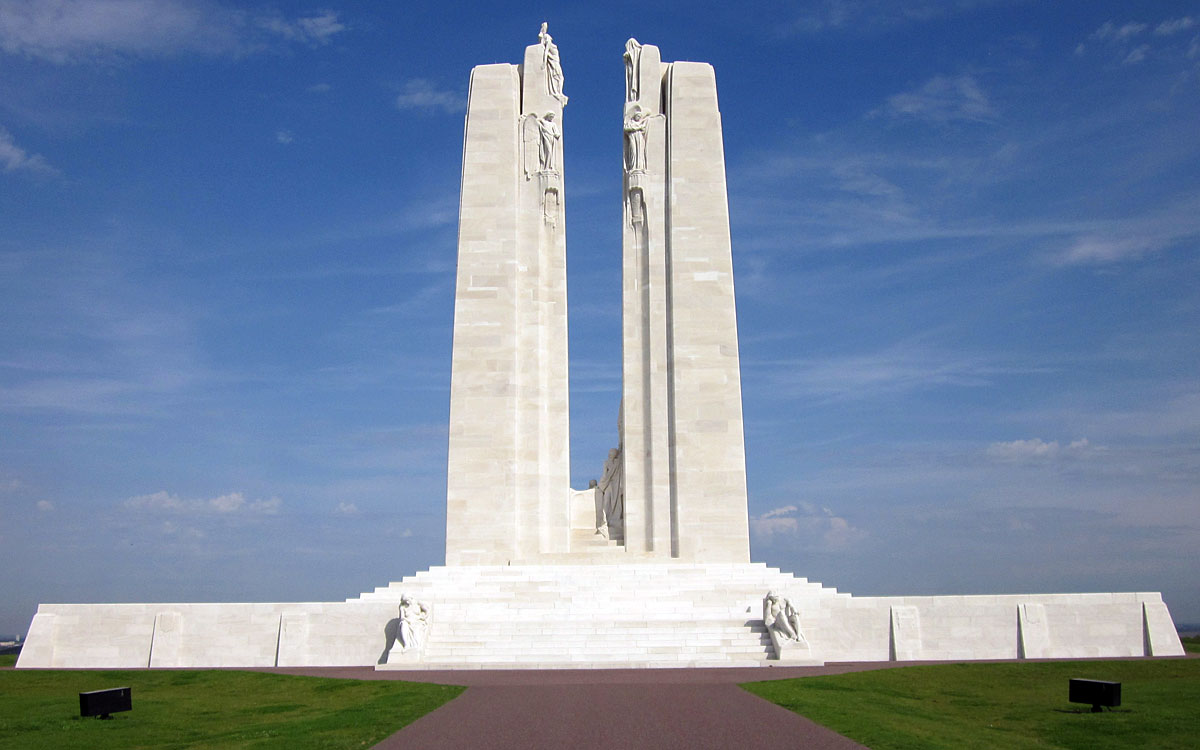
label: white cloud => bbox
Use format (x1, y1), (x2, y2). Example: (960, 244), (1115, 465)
(36, 499), (54, 511)
(750, 502), (867, 549)
(255, 10), (344, 46)
(0, 0), (345, 63)
(0, 126), (57, 176)
(1053, 196), (1200, 266)
(307, 82), (331, 94)
(124, 490), (281, 514)
(986, 437), (1101, 463)
(760, 504), (799, 519)
(878, 74), (994, 123)
(395, 79), (464, 115)
(159, 519), (204, 538)
(1092, 21), (1148, 42)
(1154, 17), (1195, 36)
(334, 501), (358, 514)
(1059, 235), (1153, 264)
(275, 129), (294, 144)
(1122, 44), (1150, 65)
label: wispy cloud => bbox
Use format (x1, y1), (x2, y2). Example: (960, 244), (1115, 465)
(1082, 16), (1199, 64)
(124, 490), (282, 515)
(275, 129), (294, 144)
(0, 248), (211, 418)
(255, 10), (343, 46)
(1052, 195), (1200, 266)
(394, 79), (465, 115)
(36, 499), (55, 511)
(750, 502), (867, 549)
(1155, 17), (1196, 36)
(1091, 21), (1147, 42)
(0, 125), (57, 176)
(1122, 44), (1150, 65)
(786, 0), (1015, 35)
(877, 74), (995, 123)
(334, 501), (358, 515)
(985, 437), (1101, 463)
(747, 347), (1054, 402)
(0, 0), (346, 63)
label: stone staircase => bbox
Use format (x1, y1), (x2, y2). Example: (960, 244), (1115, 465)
(568, 528), (624, 554)
(353, 563), (847, 669)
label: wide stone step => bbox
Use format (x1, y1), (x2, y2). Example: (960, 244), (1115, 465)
(384, 658), (771, 670)
(358, 582), (840, 600)
(430, 636), (766, 647)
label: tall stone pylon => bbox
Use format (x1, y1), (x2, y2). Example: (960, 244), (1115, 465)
(445, 30), (750, 566)
(620, 41), (751, 562)
(445, 24), (572, 565)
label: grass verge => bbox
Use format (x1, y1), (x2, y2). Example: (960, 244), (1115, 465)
(0, 668), (463, 749)
(0, 655), (15, 668)
(742, 658), (1200, 750)
(1181, 635), (1200, 654)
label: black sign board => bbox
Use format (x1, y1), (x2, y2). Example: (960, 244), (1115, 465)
(79, 687), (132, 719)
(1069, 678), (1120, 712)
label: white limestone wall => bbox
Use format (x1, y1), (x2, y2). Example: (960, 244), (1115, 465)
(16, 566), (1184, 669)
(619, 56), (751, 563)
(17, 601), (399, 669)
(445, 56), (572, 566)
(445, 63), (523, 566)
(662, 63), (751, 562)
(803, 592), (1185, 662)
(517, 42), (571, 558)
(622, 44), (674, 558)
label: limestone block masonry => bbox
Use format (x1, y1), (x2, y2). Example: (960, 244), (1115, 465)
(620, 45), (750, 564)
(18, 565), (1184, 669)
(16, 28), (1186, 670)
(445, 43), (572, 565)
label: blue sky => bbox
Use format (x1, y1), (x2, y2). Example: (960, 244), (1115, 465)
(1, 0), (1198, 637)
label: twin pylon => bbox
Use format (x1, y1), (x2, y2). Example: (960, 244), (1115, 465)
(445, 29), (750, 565)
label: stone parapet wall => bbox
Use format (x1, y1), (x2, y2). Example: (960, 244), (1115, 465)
(17, 564), (1183, 669)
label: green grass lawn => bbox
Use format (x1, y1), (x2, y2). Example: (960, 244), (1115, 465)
(1181, 635), (1200, 653)
(742, 658), (1200, 750)
(0, 655), (15, 668)
(0, 668), (464, 749)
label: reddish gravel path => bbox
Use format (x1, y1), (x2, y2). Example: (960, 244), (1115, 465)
(268, 656), (1194, 748)
(267, 664), (903, 749)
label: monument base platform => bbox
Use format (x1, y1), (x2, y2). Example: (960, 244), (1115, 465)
(17, 563), (1184, 669)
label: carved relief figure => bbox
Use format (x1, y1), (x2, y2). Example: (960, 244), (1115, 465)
(624, 106), (649, 174)
(538, 22), (568, 106)
(397, 594), (431, 653)
(537, 112), (561, 173)
(763, 591), (807, 644)
(623, 37), (643, 103)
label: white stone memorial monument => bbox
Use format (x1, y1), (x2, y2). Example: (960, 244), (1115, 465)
(17, 27), (1185, 670)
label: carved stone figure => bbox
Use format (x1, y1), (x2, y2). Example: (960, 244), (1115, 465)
(624, 106), (649, 173)
(624, 38), (642, 103)
(396, 594), (431, 653)
(538, 22), (568, 106)
(763, 590), (806, 644)
(537, 112), (561, 173)
(597, 446), (624, 538)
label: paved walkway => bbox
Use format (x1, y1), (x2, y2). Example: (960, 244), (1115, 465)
(269, 664), (901, 749)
